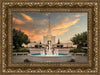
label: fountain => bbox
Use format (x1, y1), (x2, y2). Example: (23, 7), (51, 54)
(27, 40), (72, 62)
(41, 41), (59, 56)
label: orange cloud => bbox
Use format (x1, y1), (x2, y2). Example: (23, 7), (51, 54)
(21, 13), (32, 21)
(20, 29), (44, 42)
(13, 17), (24, 24)
(40, 27), (68, 37)
(75, 14), (81, 17)
(52, 29), (68, 36)
(52, 19), (80, 30)
(40, 29), (48, 35)
(13, 17), (80, 42)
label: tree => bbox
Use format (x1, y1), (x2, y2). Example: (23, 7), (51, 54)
(40, 41), (42, 44)
(39, 41), (42, 47)
(35, 45), (38, 48)
(13, 29), (30, 49)
(61, 45), (63, 48)
(57, 39), (60, 44)
(71, 31), (87, 48)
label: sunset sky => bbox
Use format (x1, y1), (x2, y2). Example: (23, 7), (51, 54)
(12, 12), (87, 43)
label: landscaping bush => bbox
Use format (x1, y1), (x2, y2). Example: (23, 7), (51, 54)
(70, 48), (87, 53)
(13, 48), (29, 52)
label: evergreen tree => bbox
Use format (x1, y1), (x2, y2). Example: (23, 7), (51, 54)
(57, 39), (60, 44)
(40, 41), (42, 44)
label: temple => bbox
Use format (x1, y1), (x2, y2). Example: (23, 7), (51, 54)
(43, 16), (56, 44)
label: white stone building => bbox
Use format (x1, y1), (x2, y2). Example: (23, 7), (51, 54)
(22, 42), (37, 48)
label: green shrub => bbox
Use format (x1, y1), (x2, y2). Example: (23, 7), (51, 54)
(13, 48), (29, 52)
(70, 48), (87, 53)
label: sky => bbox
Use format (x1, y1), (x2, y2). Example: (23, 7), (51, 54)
(12, 12), (87, 43)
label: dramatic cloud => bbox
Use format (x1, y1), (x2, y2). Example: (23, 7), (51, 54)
(75, 14), (81, 17)
(39, 18), (80, 36)
(52, 19), (80, 30)
(74, 14), (85, 18)
(52, 29), (69, 36)
(13, 19), (48, 42)
(13, 17), (25, 25)
(12, 13), (87, 42)
(21, 13), (33, 21)
(21, 29), (45, 42)
(13, 17), (80, 42)
(40, 29), (48, 35)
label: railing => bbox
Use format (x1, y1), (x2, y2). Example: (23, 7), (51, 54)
(12, 52), (29, 56)
(71, 53), (87, 56)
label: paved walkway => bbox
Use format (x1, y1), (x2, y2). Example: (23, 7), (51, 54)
(12, 55), (88, 63)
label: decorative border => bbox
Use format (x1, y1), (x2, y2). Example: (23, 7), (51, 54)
(1, 1), (99, 73)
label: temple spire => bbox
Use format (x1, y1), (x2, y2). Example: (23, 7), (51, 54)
(48, 16), (51, 36)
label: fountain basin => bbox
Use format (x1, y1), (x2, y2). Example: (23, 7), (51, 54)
(27, 53), (72, 62)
